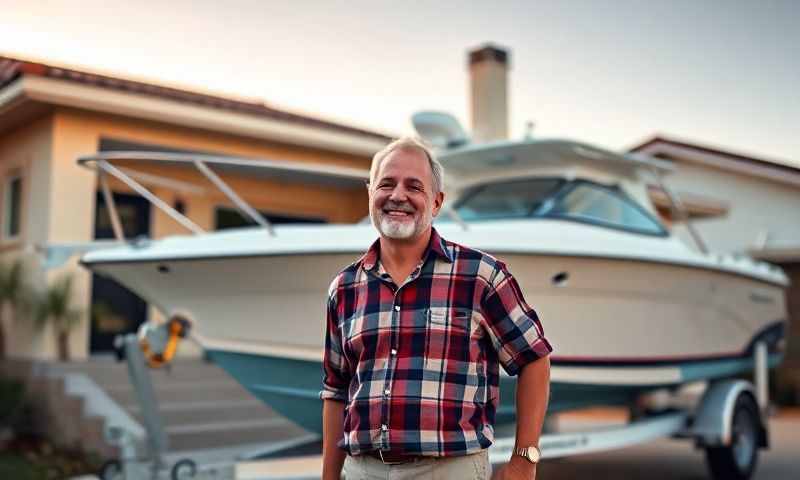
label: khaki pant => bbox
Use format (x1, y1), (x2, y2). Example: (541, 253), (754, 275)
(343, 449), (491, 480)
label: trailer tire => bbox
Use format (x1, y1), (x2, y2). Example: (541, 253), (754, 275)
(171, 458), (198, 480)
(704, 394), (760, 480)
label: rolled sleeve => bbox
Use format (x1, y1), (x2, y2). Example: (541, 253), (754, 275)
(480, 263), (553, 376)
(320, 294), (350, 402)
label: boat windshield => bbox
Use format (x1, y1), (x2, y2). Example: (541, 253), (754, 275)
(451, 178), (565, 221)
(446, 178), (667, 236)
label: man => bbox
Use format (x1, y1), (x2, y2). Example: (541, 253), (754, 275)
(321, 136), (552, 479)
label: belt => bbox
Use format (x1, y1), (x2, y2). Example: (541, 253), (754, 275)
(366, 450), (427, 465)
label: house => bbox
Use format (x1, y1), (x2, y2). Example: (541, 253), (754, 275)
(0, 55), (391, 361)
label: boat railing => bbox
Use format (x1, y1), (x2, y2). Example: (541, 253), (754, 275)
(77, 151), (378, 241)
(627, 152), (709, 255)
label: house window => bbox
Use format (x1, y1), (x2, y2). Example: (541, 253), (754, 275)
(214, 206), (326, 230)
(3, 176), (22, 239)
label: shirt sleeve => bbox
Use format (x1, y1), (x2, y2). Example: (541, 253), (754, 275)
(480, 262), (553, 376)
(320, 291), (350, 402)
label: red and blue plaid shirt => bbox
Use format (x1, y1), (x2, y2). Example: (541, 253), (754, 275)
(321, 228), (552, 456)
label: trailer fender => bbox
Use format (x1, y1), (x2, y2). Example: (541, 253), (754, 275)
(691, 380), (767, 448)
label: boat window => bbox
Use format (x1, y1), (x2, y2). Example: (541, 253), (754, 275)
(452, 178), (565, 221)
(547, 182), (666, 235)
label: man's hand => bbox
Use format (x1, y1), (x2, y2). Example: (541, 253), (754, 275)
(491, 457), (537, 480)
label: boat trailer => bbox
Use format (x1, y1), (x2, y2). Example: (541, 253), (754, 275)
(97, 319), (236, 480)
(99, 320), (772, 480)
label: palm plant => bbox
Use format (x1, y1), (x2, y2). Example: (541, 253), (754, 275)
(33, 274), (82, 362)
(0, 259), (27, 360)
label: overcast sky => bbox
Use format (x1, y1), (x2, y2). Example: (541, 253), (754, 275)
(1, 0), (798, 166)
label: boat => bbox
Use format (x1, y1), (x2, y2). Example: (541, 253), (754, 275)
(77, 135), (789, 435)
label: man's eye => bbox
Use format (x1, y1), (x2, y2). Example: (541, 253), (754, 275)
(378, 183), (393, 189)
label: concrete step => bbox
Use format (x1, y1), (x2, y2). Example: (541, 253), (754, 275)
(48, 357), (313, 458)
(167, 418), (308, 452)
(129, 399), (276, 426)
(54, 360), (233, 385)
(102, 379), (239, 397)
(108, 383), (251, 405)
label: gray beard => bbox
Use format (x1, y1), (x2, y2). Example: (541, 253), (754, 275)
(371, 209), (433, 240)
(379, 216), (417, 239)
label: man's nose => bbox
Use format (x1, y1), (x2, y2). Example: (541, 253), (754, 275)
(388, 185), (408, 201)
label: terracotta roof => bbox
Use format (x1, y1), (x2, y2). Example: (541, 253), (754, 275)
(0, 55), (392, 142)
(629, 135), (800, 175)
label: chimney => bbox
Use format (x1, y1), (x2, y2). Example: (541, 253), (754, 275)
(468, 44), (509, 143)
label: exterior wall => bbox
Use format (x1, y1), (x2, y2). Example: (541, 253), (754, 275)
(0, 115), (54, 359)
(776, 262), (800, 402)
(19, 107), (371, 360)
(783, 264), (800, 363)
(49, 111), (106, 360)
(663, 162), (800, 254)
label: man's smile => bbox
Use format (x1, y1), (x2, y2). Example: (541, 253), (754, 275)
(384, 209), (414, 217)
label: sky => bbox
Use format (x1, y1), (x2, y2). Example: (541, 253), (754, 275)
(1, 0), (798, 166)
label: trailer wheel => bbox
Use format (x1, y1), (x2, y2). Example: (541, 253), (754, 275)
(98, 459), (123, 480)
(705, 394), (760, 480)
(171, 458), (198, 480)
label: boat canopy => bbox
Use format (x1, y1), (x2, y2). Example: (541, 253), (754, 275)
(439, 139), (674, 178)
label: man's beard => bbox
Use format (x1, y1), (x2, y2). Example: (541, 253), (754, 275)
(371, 200), (432, 240)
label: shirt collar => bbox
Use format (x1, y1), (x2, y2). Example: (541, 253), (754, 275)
(361, 227), (453, 272)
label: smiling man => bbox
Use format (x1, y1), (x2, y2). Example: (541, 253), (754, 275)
(321, 137), (552, 480)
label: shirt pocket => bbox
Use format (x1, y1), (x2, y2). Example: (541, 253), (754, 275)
(427, 306), (471, 331)
(424, 307), (473, 374)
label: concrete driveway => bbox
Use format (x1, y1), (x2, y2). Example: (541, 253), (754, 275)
(537, 410), (799, 479)
(234, 409), (800, 479)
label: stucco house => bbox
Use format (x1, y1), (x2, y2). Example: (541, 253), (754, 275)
(0, 55), (390, 361)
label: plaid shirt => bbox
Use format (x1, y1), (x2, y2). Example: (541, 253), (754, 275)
(320, 228), (552, 456)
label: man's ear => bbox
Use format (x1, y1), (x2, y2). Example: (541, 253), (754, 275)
(432, 191), (445, 217)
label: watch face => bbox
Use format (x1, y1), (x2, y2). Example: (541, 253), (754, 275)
(526, 446), (541, 463)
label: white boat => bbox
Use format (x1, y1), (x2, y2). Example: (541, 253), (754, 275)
(77, 137), (789, 434)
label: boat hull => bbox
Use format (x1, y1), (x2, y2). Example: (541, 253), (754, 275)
(205, 347), (784, 434)
(87, 247), (787, 366)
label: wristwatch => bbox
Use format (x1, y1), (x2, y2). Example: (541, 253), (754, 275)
(513, 445), (542, 464)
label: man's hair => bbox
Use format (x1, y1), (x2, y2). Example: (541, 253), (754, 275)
(369, 136), (444, 194)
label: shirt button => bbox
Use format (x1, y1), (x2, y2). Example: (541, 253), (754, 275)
(390, 349), (397, 356)
(394, 305), (400, 312)
(384, 388), (390, 396)
(381, 424), (388, 432)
